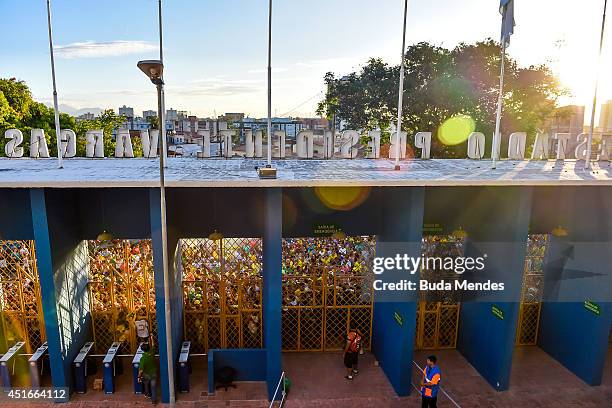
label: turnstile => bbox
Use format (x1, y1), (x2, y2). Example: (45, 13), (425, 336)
(73, 342), (94, 393)
(0, 342), (25, 388)
(131, 343), (145, 394)
(103, 342), (122, 394)
(28, 342), (48, 388)
(178, 341), (191, 393)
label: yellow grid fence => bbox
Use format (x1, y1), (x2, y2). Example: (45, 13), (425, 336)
(181, 238), (263, 353)
(281, 237), (375, 352)
(87, 239), (156, 354)
(0, 240), (45, 354)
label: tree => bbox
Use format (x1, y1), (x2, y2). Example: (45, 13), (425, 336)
(74, 109), (130, 157)
(318, 40), (568, 158)
(0, 78), (133, 157)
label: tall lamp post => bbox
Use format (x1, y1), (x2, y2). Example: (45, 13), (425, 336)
(585, 0), (608, 169)
(46, 0), (64, 169)
(137, 59), (175, 405)
(258, 0), (277, 179)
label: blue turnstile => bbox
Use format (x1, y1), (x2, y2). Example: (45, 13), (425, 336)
(73, 342), (94, 393)
(103, 342), (121, 394)
(132, 343), (145, 394)
(28, 342), (48, 388)
(0, 341), (25, 389)
(178, 341), (191, 393)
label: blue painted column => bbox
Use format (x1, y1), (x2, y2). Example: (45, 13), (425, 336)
(537, 187), (612, 386)
(263, 188), (282, 399)
(149, 187), (183, 403)
(372, 187), (425, 396)
(456, 187), (532, 391)
(30, 188), (89, 394)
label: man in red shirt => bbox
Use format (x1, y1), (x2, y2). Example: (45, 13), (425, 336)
(343, 328), (362, 380)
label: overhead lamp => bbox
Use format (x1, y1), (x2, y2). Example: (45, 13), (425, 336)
(551, 225), (568, 237)
(97, 230), (113, 242)
(451, 226), (468, 239)
(331, 230), (346, 240)
(208, 229), (224, 241)
(137, 60), (164, 85)
(257, 165), (277, 179)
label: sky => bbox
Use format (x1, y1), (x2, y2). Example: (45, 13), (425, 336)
(0, 0), (610, 119)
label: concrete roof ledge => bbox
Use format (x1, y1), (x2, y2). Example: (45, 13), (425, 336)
(0, 158), (610, 188)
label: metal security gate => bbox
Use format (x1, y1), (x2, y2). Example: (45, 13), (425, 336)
(181, 238), (263, 354)
(281, 237), (375, 352)
(516, 234), (548, 346)
(87, 239), (157, 354)
(415, 235), (464, 350)
(415, 302), (460, 350)
(0, 241), (45, 354)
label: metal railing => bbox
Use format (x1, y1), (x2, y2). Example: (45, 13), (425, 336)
(268, 371), (287, 408)
(412, 361), (461, 408)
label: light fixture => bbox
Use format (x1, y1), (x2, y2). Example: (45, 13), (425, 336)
(451, 226), (468, 239)
(208, 229), (224, 241)
(257, 165), (277, 179)
(331, 230), (346, 240)
(97, 230), (113, 242)
(137, 60), (164, 85)
(551, 225), (568, 237)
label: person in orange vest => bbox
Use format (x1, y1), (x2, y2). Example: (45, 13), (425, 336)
(343, 328), (362, 380)
(420, 355), (441, 408)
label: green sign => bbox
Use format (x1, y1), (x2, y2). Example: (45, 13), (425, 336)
(423, 223), (443, 234)
(584, 300), (601, 316)
(313, 223), (341, 237)
(394, 311), (403, 327)
(491, 305), (504, 320)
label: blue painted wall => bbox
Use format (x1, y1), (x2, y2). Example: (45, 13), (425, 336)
(30, 189), (93, 393)
(207, 349), (267, 393)
(536, 187), (612, 385)
(263, 188), (283, 399)
(0, 189), (34, 240)
(372, 187), (425, 396)
(456, 187), (532, 391)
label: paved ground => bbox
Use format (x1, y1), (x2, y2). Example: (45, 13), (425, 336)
(2, 347), (610, 407)
(1, 158), (611, 187)
(412, 346), (612, 408)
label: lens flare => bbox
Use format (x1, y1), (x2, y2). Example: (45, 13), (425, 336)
(314, 187), (371, 211)
(437, 115), (475, 146)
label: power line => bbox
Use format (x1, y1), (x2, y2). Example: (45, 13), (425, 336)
(279, 90), (324, 117)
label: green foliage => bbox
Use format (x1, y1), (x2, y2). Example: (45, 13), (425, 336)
(0, 78), (138, 157)
(73, 109), (131, 157)
(317, 40), (569, 158)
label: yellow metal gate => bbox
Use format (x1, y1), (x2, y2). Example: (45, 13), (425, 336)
(281, 237), (375, 352)
(415, 302), (460, 350)
(516, 234), (548, 346)
(0, 240), (45, 353)
(415, 235), (464, 350)
(181, 238), (263, 354)
(87, 239), (157, 354)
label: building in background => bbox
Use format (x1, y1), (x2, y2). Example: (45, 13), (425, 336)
(598, 100), (612, 132)
(166, 108), (178, 122)
(76, 112), (96, 122)
(118, 105), (134, 119)
(143, 110), (157, 120)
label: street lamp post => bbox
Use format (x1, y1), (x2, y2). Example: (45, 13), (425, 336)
(45, 0), (64, 169)
(137, 59), (175, 405)
(258, 0), (277, 179)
